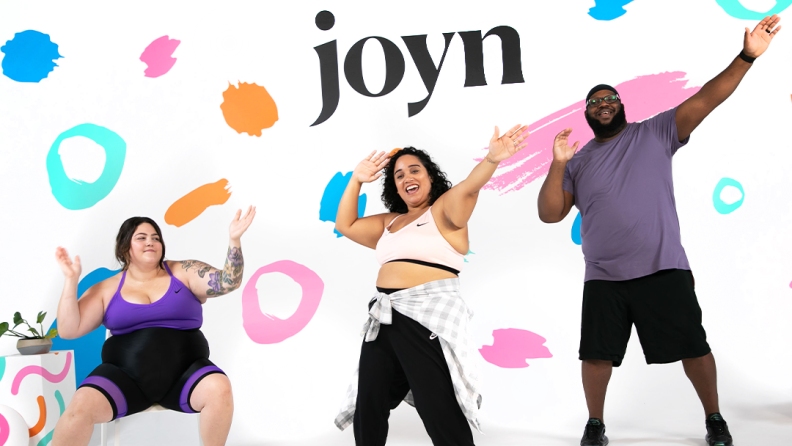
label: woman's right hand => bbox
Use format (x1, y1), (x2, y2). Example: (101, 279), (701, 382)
(353, 151), (390, 183)
(553, 128), (580, 163)
(55, 247), (81, 280)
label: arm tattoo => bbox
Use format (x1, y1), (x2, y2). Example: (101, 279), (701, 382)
(207, 246), (245, 297)
(181, 260), (212, 278)
(182, 247), (244, 297)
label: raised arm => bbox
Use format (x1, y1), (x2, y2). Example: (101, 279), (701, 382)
(538, 128), (577, 223)
(335, 151), (393, 249)
(179, 206), (256, 300)
(436, 125), (529, 229)
(55, 247), (107, 339)
(676, 15), (781, 141)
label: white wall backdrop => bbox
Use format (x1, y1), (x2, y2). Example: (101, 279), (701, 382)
(1, 0), (791, 444)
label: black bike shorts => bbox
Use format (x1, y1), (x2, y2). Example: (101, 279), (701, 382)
(79, 327), (224, 419)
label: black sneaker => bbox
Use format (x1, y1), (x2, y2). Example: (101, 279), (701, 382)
(705, 413), (734, 446)
(580, 418), (609, 446)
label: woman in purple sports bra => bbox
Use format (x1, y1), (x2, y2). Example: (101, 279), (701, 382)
(52, 207), (255, 446)
(333, 126), (530, 445)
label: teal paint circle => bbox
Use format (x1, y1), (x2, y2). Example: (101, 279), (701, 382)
(713, 177), (744, 215)
(46, 124), (126, 210)
(715, 0), (792, 19)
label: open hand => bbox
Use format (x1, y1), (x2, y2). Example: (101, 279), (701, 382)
(488, 124), (530, 163)
(55, 247), (81, 279)
(229, 206), (256, 241)
(353, 151), (390, 183)
(553, 128), (579, 163)
(744, 14), (781, 58)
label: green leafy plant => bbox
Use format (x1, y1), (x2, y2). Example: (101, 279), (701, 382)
(0, 311), (57, 340)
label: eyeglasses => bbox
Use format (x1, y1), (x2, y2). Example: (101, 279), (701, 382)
(586, 94), (620, 108)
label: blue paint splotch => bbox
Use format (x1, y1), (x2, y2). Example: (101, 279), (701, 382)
(588, 0), (636, 20)
(571, 212), (582, 245)
(713, 177), (744, 215)
(716, 0), (792, 19)
(1, 30), (62, 82)
(49, 267), (119, 384)
(319, 172), (367, 237)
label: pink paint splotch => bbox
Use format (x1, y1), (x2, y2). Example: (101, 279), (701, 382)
(479, 329), (552, 368)
(241, 260), (324, 344)
(0, 412), (8, 445)
(140, 36), (180, 78)
(11, 351), (72, 395)
(480, 72), (701, 194)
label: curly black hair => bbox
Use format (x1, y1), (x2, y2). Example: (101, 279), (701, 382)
(381, 147), (452, 214)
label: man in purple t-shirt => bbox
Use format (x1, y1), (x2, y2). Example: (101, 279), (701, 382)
(537, 15), (782, 446)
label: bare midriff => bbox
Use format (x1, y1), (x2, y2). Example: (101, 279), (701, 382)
(375, 262), (457, 289)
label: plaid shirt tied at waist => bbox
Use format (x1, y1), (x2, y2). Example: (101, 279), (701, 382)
(335, 278), (482, 432)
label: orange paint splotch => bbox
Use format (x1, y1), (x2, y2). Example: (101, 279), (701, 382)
(165, 179), (232, 227)
(29, 395), (46, 437)
(220, 82), (278, 137)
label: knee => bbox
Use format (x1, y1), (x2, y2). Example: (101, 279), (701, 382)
(196, 374), (234, 410)
(61, 391), (107, 425)
(583, 359), (612, 368)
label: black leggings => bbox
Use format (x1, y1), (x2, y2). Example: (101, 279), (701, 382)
(354, 291), (474, 446)
(79, 328), (224, 419)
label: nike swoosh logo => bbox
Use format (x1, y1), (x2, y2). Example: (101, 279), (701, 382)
(429, 333), (437, 340)
(174, 288), (182, 293)
(417, 222), (428, 227)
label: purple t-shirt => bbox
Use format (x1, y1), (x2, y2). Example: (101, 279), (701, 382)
(563, 108), (690, 282)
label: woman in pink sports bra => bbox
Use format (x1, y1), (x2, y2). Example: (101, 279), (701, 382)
(334, 125), (530, 445)
(52, 207), (255, 446)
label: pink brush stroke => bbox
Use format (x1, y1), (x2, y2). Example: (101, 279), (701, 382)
(480, 71), (701, 194)
(242, 260), (325, 344)
(140, 36), (180, 78)
(479, 328), (553, 368)
(11, 351), (72, 395)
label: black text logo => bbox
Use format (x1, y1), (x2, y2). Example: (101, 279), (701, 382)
(312, 10), (524, 126)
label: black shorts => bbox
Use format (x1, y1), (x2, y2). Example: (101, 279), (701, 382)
(579, 269), (711, 367)
(79, 328), (224, 419)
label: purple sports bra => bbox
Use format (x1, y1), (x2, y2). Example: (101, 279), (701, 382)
(103, 262), (203, 336)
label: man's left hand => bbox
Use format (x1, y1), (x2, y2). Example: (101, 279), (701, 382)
(744, 14), (782, 58)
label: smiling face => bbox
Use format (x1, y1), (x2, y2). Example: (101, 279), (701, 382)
(127, 223), (163, 268)
(586, 90), (620, 124)
(393, 154), (432, 209)
(585, 89), (628, 140)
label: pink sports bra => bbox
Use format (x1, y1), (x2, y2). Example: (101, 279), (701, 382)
(375, 207), (466, 275)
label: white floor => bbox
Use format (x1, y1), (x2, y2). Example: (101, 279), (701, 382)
(266, 401), (790, 446)
(85, 394), (792, 445)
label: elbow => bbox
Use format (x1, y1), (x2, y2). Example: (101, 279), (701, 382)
(537, 207), (563, 224)
(538, 214), (561, 224)
(334, 223), (349, 237)
(58, 330), (76, 340)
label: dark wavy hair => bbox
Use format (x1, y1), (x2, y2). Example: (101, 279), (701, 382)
(381, 147), (452, 213)
(115, 217), (166, 271)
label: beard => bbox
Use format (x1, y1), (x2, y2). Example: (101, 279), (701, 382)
(585, 104), (627, 139)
